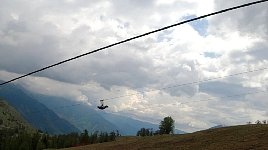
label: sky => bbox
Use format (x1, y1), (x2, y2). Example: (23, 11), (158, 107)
(0, 0), (268, 132)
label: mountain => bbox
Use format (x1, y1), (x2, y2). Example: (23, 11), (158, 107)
(36, 94), (160, 135)
(33, 94), (186, 135)
(209, 124), (227, 129)
(100, 112), (159, 135)
(0, 83), (80, 134)
(0, 82), (186, 135)
(0, 99), (35, 133)
(31, 94), (119, 133)
(174, 129), (187, 134)
(101, 112), (186, 135)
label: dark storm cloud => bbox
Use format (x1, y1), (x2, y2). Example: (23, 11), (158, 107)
(228, 42), (268, 66)
(200, 81), (256, 100)
(210, 0), (268, 38)
(1, 0), (268, 132)
(44, 47), (158, 89)
(0, 0), (160, 90)
(247, 42), (268, 60)
(0, 33), (62, 76)
(0, 0), (206, 92)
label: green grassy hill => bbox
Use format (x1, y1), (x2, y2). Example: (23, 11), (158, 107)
(0, 99), (35, 133)
(62, 124), (268, 150)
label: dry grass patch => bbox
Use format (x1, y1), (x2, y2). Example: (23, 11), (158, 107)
(61, 124), (268, 150)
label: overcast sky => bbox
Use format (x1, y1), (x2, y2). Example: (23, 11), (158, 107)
(0, 0), (268, 132)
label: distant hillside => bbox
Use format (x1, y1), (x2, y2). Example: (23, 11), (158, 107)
(32, 94), (119, 133)
(101, 112), (185, 135)
(1, 82), (186, 135)
(63, 124), (268, 150)
(33, 94), (186, 135)
(100, 112), (159, 135)
(0, 99), (35, 133)
(0, 83), (80, 134)
(209, 124), (226, 129)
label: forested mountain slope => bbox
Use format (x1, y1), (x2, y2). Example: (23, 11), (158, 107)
(0, 83), (79, 134)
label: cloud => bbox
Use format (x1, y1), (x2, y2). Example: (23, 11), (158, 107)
(183, 14), (208, 36)
(0, 0), (268, 132)
(200, 81), (255, 98)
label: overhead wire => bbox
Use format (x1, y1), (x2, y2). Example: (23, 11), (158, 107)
(22, 66), (268, 115)
(102, 67), (268, 101)
(1, 0), (268, 127)
(179, 90), (268, 105)
(0, 0), (268, 86)
(24, 89), (268, 123)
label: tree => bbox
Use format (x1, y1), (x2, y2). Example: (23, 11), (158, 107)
(109, 131), (116, 141)
(136, 128), (154, 137)
(81, 129), (90, 145)
(159, 116), (175, 134)
(116, 130), (121, 136)
(154, 130), (160, 135)
(149, 128), (153, 136)
(255, 120), (261, 124)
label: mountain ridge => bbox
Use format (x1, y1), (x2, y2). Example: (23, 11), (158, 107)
(0, 82), (186, 135)
(0, 83), (80, 134)
(30, 94), (120, 133)
(0, 99), (35, 133)
(33, 94), (187, 135)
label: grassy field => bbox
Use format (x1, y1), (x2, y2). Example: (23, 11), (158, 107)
(61, 124), (268, 150)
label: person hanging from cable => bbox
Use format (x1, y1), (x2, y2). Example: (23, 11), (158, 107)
(97, 100), (108, 110)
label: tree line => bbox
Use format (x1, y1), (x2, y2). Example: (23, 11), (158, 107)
(0, 129), (120, 150)
(247, 120), (268, 124)
(137, 116), (175, 136)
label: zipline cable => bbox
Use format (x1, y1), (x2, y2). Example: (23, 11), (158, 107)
(179, 90), (268, 105)
(1, 0), (267, 86)
(27, 89), (268, 117)
(8, 66), (268, 115)
(102, 67), (268, 101)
